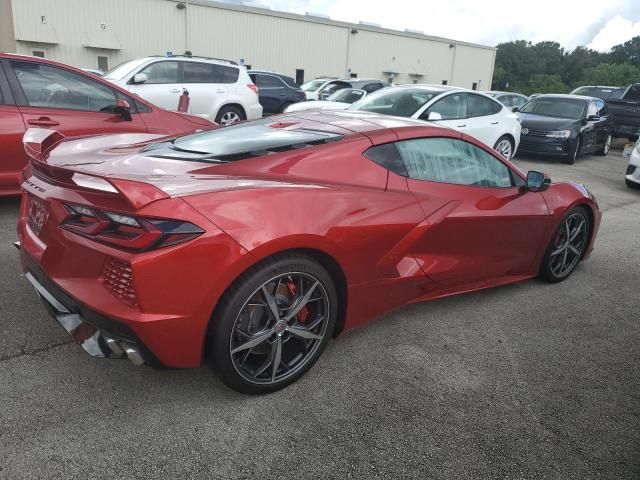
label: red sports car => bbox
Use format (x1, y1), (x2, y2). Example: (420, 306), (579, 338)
(0, 52), (216, 196)
(17, 111), (601, 394)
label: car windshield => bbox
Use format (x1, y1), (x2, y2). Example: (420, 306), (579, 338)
(103, 58), (151, 80)
(519, 98), (586, 119)
(571, 86), (623, 100)
(301, 79), (328, 92)
(327, 89), (366, 103)
(160, 119), (342, 160)
(349, 88), (443, 117)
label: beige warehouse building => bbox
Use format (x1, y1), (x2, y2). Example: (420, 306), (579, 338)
(0, 0), (496, 88)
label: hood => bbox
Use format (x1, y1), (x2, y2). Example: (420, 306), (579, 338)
(286, 101), (350, 113)
(517, 113), (580, 130)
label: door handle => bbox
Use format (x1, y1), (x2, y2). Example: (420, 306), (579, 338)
(216, 89), (225, 94)
(27, 117), (60, 127)
(457, 124), (467, 128)
(491, 121), (499, 125)
(170, 88), (181, 93)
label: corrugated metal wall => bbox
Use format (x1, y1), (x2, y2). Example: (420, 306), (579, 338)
(8, 0), (495, 88)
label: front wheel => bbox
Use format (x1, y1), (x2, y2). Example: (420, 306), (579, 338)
(215, 106), (245, 126)
(539, 206), (590, 283)
(207, 254), (337, 394)
(564, 137), (581, 165)
(494, 135), (514, 160)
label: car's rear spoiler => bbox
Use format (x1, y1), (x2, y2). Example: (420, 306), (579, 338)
(23, 128), (169, 209)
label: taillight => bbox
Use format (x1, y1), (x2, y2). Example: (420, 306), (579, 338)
(61, 204), (204, 251)
(247, 83), (259, 95)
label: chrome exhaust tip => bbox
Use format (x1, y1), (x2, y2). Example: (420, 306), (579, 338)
(105, 337), (125, 356)
(124, 345), (145, 366)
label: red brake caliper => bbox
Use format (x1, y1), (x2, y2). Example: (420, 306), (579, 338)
(287, 281), (309, 323)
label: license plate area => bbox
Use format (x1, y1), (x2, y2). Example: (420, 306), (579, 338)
(28, 195), (50, 236)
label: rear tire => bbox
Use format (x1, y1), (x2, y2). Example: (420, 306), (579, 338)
(596, 134), (612, 156)
(493, 135), (515, 160)
(539, 206), (590, 283)
(564, 137), (581, 165)
(206, 254), (337, 394)
(215, 106), (245, 126)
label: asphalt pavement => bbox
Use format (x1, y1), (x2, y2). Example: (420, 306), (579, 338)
(0, 146), (638, 479)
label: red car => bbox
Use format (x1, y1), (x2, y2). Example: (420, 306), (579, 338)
(17, 111), (601, 394)
(0, 53), (215, 196)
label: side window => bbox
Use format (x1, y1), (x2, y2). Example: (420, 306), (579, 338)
(11, 61), (117, 112)
(364, 143), (407, 177)
(211, 65), (239, 84)
(256, 74), (284, 88)
(183, 62), (214, 83)
(586, 101), (598, 118)
(425, 93), (467, 120)
(395, 137), (513, 188)
(363, 82), (383, 93)
(513, 96), (527, 108)
(595, 100), (608, 116)
(498, 95), (512, 107)
(468, 94), (501, 117)
(138, 61), (179, 84)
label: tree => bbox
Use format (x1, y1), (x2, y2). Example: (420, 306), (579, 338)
(579, 63), (640, 86)
(524, 74), (570, 95)
(608, 36), (640, 67)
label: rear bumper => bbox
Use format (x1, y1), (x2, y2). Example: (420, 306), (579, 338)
(245, 102), (263, 121)
(613, 124), (640, 139)
(21, 250), (162, 367)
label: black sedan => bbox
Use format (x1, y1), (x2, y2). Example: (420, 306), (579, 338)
(516, 95), (613, 164)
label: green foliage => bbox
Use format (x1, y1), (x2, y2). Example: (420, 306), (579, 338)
(492, 36), (640, 94)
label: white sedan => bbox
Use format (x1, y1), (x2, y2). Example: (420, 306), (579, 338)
(348, 85), (521, 159)
(626, 141), (640, 189)
(284, 88), (367, 113)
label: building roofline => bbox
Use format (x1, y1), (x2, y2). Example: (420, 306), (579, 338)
(171, 0), (496, 51)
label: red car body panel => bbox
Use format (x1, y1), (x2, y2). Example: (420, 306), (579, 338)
(16, 112), (601, 368)
(0, 53), (216, 196)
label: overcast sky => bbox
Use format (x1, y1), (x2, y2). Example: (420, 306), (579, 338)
(221, 0), (640, 51)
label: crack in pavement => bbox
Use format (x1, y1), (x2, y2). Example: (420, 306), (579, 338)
(0, 340), (73, 362)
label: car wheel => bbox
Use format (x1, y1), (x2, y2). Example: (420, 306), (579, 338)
(539, 206), (590, 283)
(207, 253), (337, 394)
(626, 179), (640, 189)
(215, 106), (245, 126)
(493, 135), (514, 160)
(564, 137), (581, 165)
(597, 134), (612, 156)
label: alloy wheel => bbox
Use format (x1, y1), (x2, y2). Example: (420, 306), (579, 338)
(229, 272), (330, 385)
(549, 212), (588, 278)
(495, 139), (513, 159)
(603, 135), (612, 155)
(220, 111), (241, 126)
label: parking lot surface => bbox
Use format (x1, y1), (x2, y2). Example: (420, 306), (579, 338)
(1, 147), (638, 480)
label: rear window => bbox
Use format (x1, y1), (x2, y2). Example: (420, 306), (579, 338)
(144, 119), (343, 162)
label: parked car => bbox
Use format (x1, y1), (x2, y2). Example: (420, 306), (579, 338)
(300, 77), (386, 101)
(626, 140), (640, 189)
(484, 91), (529, 110)
(0, 53), (216, 196)
(17, 111), (600, 394)
(349, 84), (521, 159)
(248, 70), (306, 114)
(570, 85), (625, 101)
(604, 83), (640, 141)
(516, 94), (613, 164)
(284, 88), (367, 113)
(103, 55), (262, 125)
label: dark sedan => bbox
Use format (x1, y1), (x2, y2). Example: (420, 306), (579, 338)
(516, 95), (613, 164)
(248, 70), (306, 114)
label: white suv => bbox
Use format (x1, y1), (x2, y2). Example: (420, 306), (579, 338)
(104, 55), (262, 125)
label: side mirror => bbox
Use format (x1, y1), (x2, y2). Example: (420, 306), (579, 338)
(511, 106), (520, 112)
(427, 111), (442, 121)
(131, 73), (148, 85)
(526, 170), (550, 192)
(115, 98), (132, 121)
(586, 115), (599, 121)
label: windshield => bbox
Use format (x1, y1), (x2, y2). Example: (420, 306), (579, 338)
(161, 119), (342, 159)
(327, 89), (366, 103)
(519, 97), (586, 119)
(103, 58), (150, 80)
(300, 80), (327, 92)
(571, 86), (623, 100)
(349, 88), (443, 117)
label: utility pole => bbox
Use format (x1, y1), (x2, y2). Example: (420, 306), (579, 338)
(184, 0), (189, 53)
